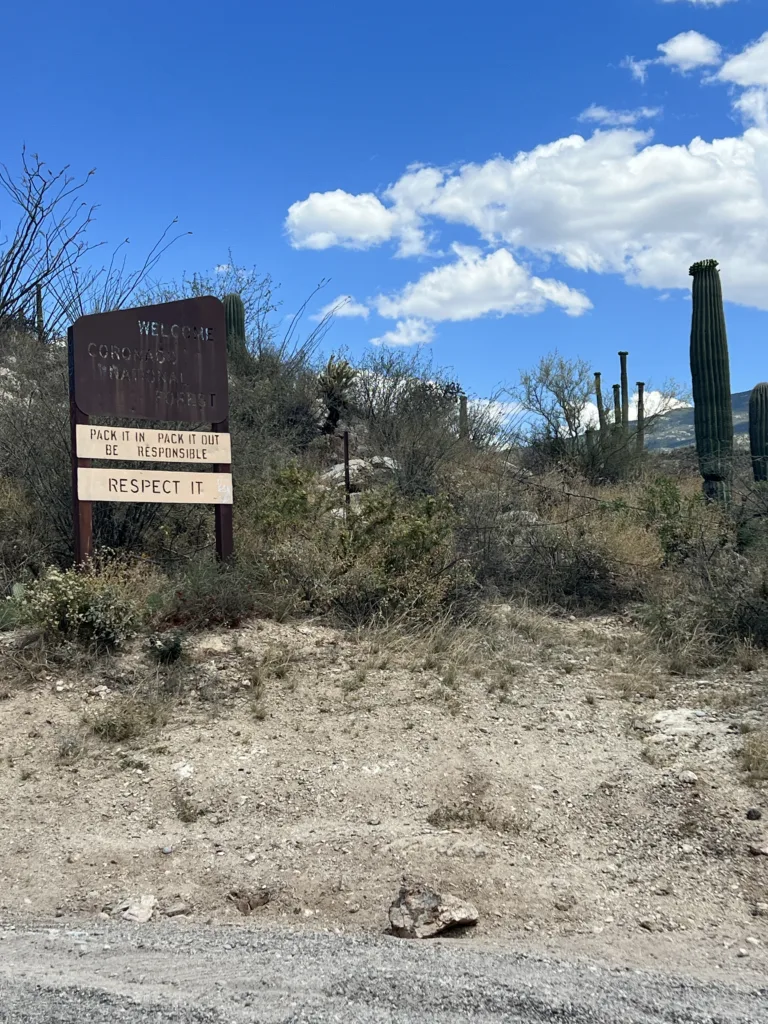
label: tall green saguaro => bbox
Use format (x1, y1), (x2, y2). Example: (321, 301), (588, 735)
(223, 293), (248, 366)
(689, 259), (733, 502)
(749, 383), (768, 483)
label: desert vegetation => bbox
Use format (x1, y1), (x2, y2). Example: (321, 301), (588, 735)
(1, 226), (768, 676)
(1, 155), (767, 963)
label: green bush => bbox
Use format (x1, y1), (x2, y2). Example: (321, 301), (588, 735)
(14, 556), (158, 651)
(161, 559), (259, 629)
(326, 490), (475, 624)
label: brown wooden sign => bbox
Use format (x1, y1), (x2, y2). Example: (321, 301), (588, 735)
(68, 296), (233, 564)
(70, 295), (228, 422)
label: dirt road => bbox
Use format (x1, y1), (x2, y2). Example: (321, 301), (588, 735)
(1, 920), (766, 1023)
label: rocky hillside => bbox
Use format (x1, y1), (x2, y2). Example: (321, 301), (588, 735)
(646, 392), (751, 451)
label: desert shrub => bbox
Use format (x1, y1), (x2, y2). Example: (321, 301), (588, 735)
(643, 544), (768, 667)
(147, 630), (185, 665)
(14, 554), (161, 651)
(454, 465), (661, 611)
(0, 479), (50, 591)
(87, 694), (167, 741)
(325, 490), (475, 623)
(160, 558), (260, 629)
(236, 474), (476, 625)
(351, 349), (466, 495)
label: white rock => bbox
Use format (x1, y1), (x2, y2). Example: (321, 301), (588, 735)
(122, 895), (157, 923)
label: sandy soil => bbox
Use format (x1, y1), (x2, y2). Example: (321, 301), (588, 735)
(0, 608), (766, 980)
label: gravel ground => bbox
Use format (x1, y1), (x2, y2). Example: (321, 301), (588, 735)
(0, 920), (766, 1023)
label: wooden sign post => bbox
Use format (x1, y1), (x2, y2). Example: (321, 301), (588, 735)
(67, 296), (233, 563)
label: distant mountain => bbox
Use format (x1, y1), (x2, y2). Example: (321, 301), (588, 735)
(645, 391), (751, 450)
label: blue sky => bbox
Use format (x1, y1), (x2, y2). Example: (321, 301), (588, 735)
(2, 0), (767, 401)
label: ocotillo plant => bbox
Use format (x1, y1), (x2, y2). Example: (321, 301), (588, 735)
(749, 382), (768, 483)
(619, 352), (629, 433)
(636, 382), (645, 453)
(594, 372), (607, 433)
(689, 259), (733, 502)
(223, 292), (248, 364)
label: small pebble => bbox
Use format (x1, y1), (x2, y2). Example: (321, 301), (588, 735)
(746, 808), (762, 821)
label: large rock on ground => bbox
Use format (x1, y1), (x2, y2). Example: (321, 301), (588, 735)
(388, 882), (479, 939)
(320, 459), (373, 490)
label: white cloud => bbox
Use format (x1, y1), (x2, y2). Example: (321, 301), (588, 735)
(285, 166), (444, 257)
(659, 0), (736, 6)
(578, 104), (661, 127)
(621, 56), (653, 84)
(285, 189), (397, 251)
(733, 88), (768, 129)
(286, 118), (768, 311)
(657, 31), (722, 73)
(718, 31), (768, 88)
(370, 318), (435, 346)
(312, 294), (369, 321)
(375, 245), (592, 321)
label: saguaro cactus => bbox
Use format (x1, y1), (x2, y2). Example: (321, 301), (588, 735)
(223, 292), (247, 363)
(619, 351), (629, 433)
(689, 259), (733, 502)
(636, 381), (645, 453)
(458, 394), (469, 440)
(749, 382), (768, 483)
(612, 384), (621, 431)
(594, 372), (607, 434)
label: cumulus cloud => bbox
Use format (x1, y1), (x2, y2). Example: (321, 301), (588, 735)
(657, 31), (722, 73)
(733, 88), (768, 129)
(578, 104), (661, 127)
(285, 166), (444, 256)
(286, 118), (768, 311)
(375, 245), (592, 321)
(312, 294), (369, 321)
(369, 318), (435, 346)
(285, 190), (396, 251)
(718, 31), (768, 88)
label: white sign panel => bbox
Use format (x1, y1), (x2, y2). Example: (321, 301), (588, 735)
(78, 468), (233, 504)
(76, 425), (231, 464)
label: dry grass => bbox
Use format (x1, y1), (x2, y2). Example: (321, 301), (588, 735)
(86, 693), (168, 743)
(742, 728), (768, 782)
